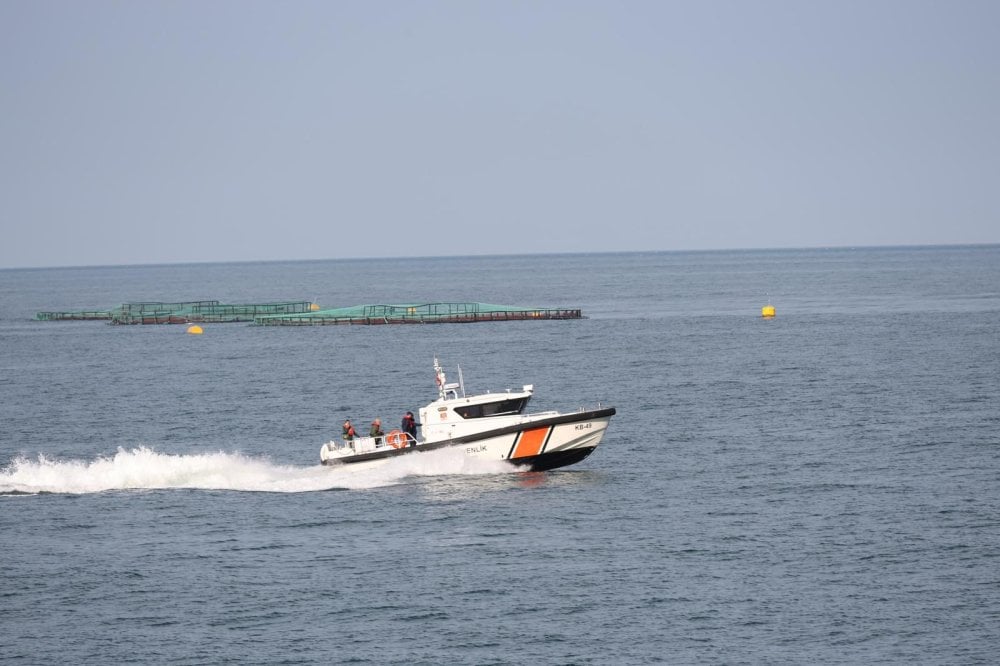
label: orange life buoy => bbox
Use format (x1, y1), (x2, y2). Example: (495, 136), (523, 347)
(385, 429), (407, 449)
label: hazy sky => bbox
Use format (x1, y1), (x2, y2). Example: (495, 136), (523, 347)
(2, 0), (998, 268)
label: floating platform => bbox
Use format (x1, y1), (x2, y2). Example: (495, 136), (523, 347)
(37, 301), (314, 324)
(35, 310), (113, 321)
(111, 301), (314, 325)
(254, 303), (583, 326)
(36, 301), (583, 326)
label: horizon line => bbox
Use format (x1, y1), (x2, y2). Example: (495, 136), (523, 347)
(3, 241), (998, 272)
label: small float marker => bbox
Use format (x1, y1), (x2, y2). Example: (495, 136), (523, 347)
(761, 304), (776, 318)
(187, 324), (204, 335)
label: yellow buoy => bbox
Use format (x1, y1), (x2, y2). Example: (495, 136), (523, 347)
(309, 303), (320, 311)
(187, 324), (204, 335)
(761, 305), (776, 318)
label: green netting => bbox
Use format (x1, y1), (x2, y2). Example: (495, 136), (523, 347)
(254, 302), (583, 326)
(35, 310), (113, 321)
(110, 301), (314, 324)
(37, 301), (313, 324)
(37, 301), (583, 326)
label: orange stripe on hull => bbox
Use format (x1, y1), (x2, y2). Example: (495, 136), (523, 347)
(511, 427), (551, 459)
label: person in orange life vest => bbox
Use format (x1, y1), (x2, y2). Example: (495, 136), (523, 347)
(401, 411), (419, 446)
(342, 419), (357, 443)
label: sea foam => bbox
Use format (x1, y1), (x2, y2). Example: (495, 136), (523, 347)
(0, 446), (515, 495)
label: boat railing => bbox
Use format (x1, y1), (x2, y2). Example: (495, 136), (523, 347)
(523, 410), (561, 419)
(333, 432), (417, 453)
(520, 406), (605, 420)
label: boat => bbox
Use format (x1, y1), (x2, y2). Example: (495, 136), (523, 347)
(320, 358), (616, 471)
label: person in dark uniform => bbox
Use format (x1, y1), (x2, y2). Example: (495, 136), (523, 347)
(401, 411), (419, 446)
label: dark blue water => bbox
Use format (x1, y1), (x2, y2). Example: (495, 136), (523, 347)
(2, 247), (999, 664)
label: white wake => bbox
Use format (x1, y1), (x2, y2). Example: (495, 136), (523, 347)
(0, 446), (515, 495)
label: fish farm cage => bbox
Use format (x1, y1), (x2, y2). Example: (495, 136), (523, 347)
(36, 301), (315, 324)
(34, 310), (113, 321)
(36, 302), (583, 326)
(253, 303), (583, 326)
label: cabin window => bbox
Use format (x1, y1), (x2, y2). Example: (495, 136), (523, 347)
(454, 398), (528, 419)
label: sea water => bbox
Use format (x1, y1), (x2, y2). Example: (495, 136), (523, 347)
(1, 247), (999, 664)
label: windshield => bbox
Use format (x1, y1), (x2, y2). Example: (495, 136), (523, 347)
(453, 397), (529, 419)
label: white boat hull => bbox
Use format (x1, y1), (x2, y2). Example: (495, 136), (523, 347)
(321, 407), (615, 472)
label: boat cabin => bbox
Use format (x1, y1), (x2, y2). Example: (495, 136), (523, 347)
(419, 386), (534, 442)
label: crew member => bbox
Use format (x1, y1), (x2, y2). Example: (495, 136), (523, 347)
(401, 411), (419, 446)
(370, 418), (384, 446)
(342, 419), (356, 443)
